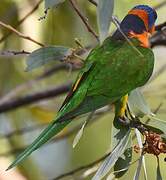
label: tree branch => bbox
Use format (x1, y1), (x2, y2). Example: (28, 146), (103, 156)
(0, 50), (30, 57)
(0, 83), (71, 113)
(155, 21), (166, 31)
(69, 0), (99, 40)
(0, 0), (43, 44)
(150, 27), (166, 47)
(154, 0), (166, 10)
(0, 20), (44, 47)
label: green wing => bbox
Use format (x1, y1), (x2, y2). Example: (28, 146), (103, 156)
(87, 38), (154, 97)
(7, 37), (154, 169)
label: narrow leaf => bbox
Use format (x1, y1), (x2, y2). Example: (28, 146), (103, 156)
(128, 89), (152, 117)
(133, 154), (143, 180)
(111, 117), (132, 178)
(73, 111), (94, 148)
(26, 46), (72, 71)
(114, 137), (132, 178)
(144, 116), (166, 135)
(97, 0), (114, 43)
(156, 158), (162, 180)
(92, 130), (130, 180)
(135, 129), (148, 180)
(45, 0), (65, 9)
(72, 120), (87, 148)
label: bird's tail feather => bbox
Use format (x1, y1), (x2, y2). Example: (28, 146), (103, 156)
(7, 115), (72, 170)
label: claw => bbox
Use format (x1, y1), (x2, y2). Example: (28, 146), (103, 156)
(117, 116), (130, 126)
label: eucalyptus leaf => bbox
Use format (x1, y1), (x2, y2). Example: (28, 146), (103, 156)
(26, 46), (72, 71)
(143, 116), (166, 135)
(72, 120), (87, 148)
(161, 134), (166, 143)
(128, 89), (152, 117)
(133, 154), (143, 180)
(156, 160), (162, 180)
(111, 117), (131, 178)
(92, 130), (130, 180)
(97, 0), (114, 43)
(114, 137), (132, 178)
(73, 111), (94, 148)
(45, 0), (65, 9)
(135, 129), (147, 180)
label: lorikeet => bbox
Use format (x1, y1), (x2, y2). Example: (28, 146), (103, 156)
(7, 5), (157, 169)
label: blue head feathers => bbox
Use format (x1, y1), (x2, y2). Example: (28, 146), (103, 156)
(133, 5), (157, 29)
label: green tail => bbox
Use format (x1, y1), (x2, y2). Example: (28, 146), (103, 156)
(7, 117), (72, 170)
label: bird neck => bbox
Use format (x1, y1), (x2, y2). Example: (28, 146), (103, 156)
(128, 31), (150, 48)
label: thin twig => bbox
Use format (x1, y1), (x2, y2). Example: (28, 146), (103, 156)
(69, 0), (98, 40)
(150, 28), (166, 47)
(0, 50), (30, 57)
(155, 21), (166, 31)
(0, 21), (44, 47)
(154, 0), (166, 10)
(0, 0), (43, 44)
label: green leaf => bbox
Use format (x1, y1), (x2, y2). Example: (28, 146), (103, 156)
(133, 154), (143, 180)
(97, 0), (114, 43)
(161, 134), (166, 143)
(135, 129), (148, 180)
(114, 137), (132, 178)
(26, 46), (72, 71)
(128, 89), (152, 117)
(156, 160), (162, 180)
(111, 118), (132, 178)
(92, 130), (130, 180)
(72, 120), (87, 148)
(72, 112), (94, 148)
(144, 116), (166, 135)
(45, 0), (65, 9)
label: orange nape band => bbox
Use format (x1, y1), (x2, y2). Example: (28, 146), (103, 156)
(128, 9), (149, 31)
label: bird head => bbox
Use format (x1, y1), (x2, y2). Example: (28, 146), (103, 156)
(113, 5), (157, 47)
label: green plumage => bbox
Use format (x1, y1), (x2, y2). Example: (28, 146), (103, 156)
(8, 37), (154, 169)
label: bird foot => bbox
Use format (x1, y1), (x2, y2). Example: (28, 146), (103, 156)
(117, 116), (130, 126)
